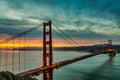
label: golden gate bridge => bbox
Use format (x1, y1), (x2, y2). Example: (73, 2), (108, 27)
(0, 21), (117, 80)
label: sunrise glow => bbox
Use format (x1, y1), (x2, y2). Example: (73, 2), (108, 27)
(0, 38), (94, 48)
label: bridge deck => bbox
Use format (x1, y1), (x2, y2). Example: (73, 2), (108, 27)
(18, 51), (105, 76)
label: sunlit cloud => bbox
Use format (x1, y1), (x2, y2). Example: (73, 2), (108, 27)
(1, 37), (119, 48)
(0, 0), (120, 45)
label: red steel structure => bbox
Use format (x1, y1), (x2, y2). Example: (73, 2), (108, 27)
(108, 40), (112, 48)
(43, 21), (53, 80)
(107, 40), (116, 56)
(0, 21), (117, 80)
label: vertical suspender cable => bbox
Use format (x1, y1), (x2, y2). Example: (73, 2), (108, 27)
(24, 34), (26, 70)
(18, 34), (20, 72)
(12, 40), (14, 73)
(0, 45), (1, 71)
(5, 45), (8, 71)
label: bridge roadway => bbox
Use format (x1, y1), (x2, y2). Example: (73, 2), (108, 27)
(18, 51), (108, 76)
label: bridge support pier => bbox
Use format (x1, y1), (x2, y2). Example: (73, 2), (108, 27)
(43, 21), (53, 80)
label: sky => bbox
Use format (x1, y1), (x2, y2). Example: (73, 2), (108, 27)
(0, 0), (120, 46)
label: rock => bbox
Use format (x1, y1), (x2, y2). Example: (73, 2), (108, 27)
(0, 71), (37, 80)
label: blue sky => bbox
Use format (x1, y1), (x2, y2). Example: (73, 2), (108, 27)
(0, 0), (120, 45)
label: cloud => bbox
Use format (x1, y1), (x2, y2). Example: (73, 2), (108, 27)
(0, 24), (43, 38)
(0, 19), (31, 26)
(0, 0), (120, 44)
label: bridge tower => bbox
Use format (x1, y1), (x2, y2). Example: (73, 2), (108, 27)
(108, 40), (112, 48)
(107, 40), (116, 56)
(43, 21), (53, 80)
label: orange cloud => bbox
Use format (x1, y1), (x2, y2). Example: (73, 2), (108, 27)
(0, 37), (109, 48)
(0, 38), (92, 48)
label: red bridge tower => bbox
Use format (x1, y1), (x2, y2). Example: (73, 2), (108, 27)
(43, 21), (53, 80)
(107, 40), (117, 56)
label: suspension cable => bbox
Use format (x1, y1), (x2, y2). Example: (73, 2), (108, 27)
(0, 24), (42, 45)
(53, 23), (80, 46)
(52, 29), (75, 46)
